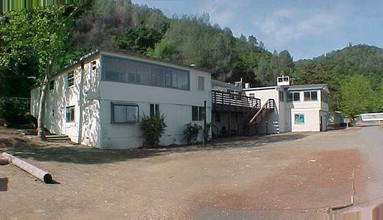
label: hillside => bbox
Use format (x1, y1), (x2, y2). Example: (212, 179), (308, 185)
(1, 1), (382, 116)
(293, 44), (383, 114)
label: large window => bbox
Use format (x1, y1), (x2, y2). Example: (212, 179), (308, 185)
(67, 71), (74, 87)
(287, 92), (300, 102)
(304, 91), (318, 101)
(322, 91), (329, 103)
(102, 55), (190, 90)
(66, 106), (75, 122)
(111, 103), (139, 124)
(294, 114), (305, 125)
(192, 106), (204, 121)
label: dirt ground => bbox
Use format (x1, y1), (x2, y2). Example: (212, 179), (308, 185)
(1, 125), (383, 219)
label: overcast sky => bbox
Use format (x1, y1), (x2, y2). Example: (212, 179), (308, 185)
(132, 0), (383, 60)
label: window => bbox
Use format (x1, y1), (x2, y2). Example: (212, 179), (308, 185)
(66, 106), (75, 122)
(294, 114), (305, 125)
(112, 103), (139, 124)
(304, 91), (318, 101)
(150, 104), (160, 118)
(192, 106), (204, 121)
(102, 55), (190, 90)
(67, 71), (74, 87)
(198, 76), (205, 91)
(287, 92), (300, 102)
(92, 61), (97, 71)
(49, 80), (55, 90)
(279, 91), (284, 102)
(321, 91), (329, 103)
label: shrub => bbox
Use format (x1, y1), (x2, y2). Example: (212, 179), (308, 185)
(183, 123), (201, 144)
(0, 98), (28, 125)
(140, 113), (167, 148)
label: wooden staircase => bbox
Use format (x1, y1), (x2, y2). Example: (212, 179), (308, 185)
(241, 99), (275, 135)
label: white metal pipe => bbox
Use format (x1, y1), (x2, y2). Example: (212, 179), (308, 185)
(2, 152), (52, 183)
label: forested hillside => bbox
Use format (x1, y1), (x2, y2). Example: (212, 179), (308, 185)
(293, 44), (383, 115)
(1, 0), (383, 117)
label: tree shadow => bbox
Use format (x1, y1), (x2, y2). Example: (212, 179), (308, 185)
(1, 132), (307, 165)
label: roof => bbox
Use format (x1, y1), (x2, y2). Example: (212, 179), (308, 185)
(211, 80), (243, 91)
(53, 48), (211, 77)
(244, 83), (329, 93)
(286, 84), (328, 91)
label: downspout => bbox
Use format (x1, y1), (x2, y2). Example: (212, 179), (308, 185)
(77, 62), (85, 144)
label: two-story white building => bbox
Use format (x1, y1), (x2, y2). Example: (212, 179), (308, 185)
(244, 76), (330, 134)
(30, 49), (212, 149)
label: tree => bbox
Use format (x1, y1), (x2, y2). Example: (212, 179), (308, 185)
(0, 6), (76, 140)
(114, 26), (163, 54)
(339, 74), (376, 118)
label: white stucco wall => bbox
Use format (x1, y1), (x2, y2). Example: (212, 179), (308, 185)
(30, 58), (102, 148)
(243, 87), (330, 133)
(244, 88), (281, 134)
(99, 68), (211, 149)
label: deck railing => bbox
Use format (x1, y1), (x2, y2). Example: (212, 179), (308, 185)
(212, 90), (261, 109)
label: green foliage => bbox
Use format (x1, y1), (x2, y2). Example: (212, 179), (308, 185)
(140, 113), (167, 148)
(338, 74), (382, 118)
(182, 123), (201, 145)
(0, 5), (75, 82)
(114, 26), (164, 54)
(0, 98), (27, 124)
(294, 44), (383, 111)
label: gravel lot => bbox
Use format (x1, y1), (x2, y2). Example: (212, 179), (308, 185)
(1, 125), (383, 219)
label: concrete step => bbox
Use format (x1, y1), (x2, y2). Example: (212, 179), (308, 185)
(46, 135), (71, 142)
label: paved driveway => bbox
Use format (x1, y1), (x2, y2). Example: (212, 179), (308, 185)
(1, 126), (383, 219)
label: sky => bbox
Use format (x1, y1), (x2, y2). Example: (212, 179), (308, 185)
(132, 0), (383, 60)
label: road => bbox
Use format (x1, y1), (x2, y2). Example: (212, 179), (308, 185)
(1, 125), (383, 219)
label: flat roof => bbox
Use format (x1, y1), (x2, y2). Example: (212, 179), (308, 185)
(211, 80), (243, 91)
(244, 84), (329, 93)
(52, 48), (211, 78)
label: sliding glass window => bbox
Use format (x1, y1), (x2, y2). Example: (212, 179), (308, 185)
(102, 55), (190, 90)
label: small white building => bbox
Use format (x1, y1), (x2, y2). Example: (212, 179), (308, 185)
(31, 49), (212, 149)
(244, 76), (330, 134)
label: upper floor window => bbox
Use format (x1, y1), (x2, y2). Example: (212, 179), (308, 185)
(92, 61), (97, 71)
(49, 80), (55, 91)
(287, 92), (300, 102)
(67, 71), (74, 87)
(304, 91), (318, 101)
(102, 55), (190, 90)
(198, 76), (205, 91)
(322, 92), (329, 103)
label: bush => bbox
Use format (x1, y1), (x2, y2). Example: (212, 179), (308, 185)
(0, 98), (28, 125)
(183, 123), (201, 145)
(140, 113), (167, 147)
